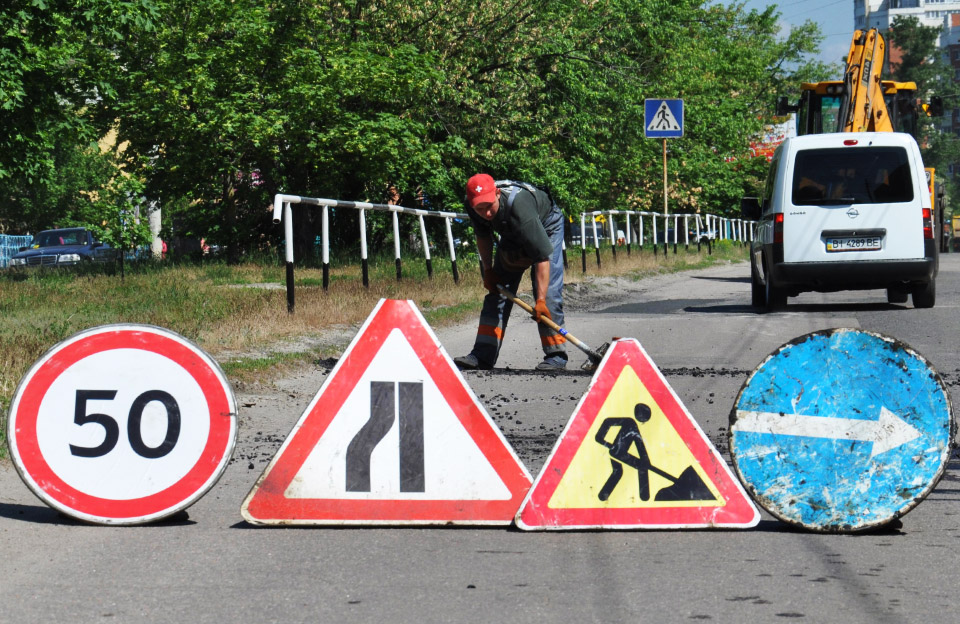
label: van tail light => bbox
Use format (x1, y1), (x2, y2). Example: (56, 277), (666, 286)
(774, 213), (784, 244)
(922, 207), (934, 239)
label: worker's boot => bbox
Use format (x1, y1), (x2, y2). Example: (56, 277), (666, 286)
(454, 353), (492, 370)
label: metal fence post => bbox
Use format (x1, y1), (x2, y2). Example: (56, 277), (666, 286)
(359, 208), (369, 288)
(591, 214), (601, 269)
(580, 213), (587, 273)
(392, 209), (402, 281)
(444, 216), (459, 284)
(284, 201), (295, 313)
(322, 205), (330, 290)
(418, 214), (432, 279)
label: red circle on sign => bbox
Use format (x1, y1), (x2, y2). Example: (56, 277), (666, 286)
(9, 325), (236, 523)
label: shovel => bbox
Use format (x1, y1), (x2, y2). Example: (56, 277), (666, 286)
(496, 285), (610, 371)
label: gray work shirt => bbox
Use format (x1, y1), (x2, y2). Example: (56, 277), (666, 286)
(467, 185), (556, 266)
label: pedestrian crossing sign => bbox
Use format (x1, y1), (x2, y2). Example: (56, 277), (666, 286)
(645, 99), (684, 138)
(515, 338), (758, 530)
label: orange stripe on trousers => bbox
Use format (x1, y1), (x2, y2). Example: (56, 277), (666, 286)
(478, 325), (503, 340)
(540, 334), (567, 347)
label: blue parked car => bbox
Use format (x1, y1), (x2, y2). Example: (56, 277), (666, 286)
(8, 228), (117, 268)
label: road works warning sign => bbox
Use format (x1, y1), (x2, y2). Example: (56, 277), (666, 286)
(241, 299), (532, 525)
(516, 339), (758, 530)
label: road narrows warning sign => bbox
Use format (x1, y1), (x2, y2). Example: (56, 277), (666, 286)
(516, 339), (758, 530)
(241, 299), (532, 525)
(8, 324), (237, 525)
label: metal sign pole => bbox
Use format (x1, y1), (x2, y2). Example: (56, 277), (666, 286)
(645, 99), (682, 217)
(663, 139), (669, 215)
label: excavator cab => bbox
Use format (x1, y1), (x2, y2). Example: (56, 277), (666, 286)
(777, 29), (942, 141)
(784, 81), (923, 138)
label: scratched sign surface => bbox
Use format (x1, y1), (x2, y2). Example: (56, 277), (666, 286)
(730, 328), (955, 532)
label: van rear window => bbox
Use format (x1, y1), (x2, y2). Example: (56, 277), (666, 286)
(792, 146), (913, 205)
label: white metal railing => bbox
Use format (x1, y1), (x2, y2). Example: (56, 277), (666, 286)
(574, 210), (755, 270)
(272, 194), (469, 312)
(273, 193), (756, 311)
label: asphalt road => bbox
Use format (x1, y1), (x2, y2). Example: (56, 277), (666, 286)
(2, 254), (959, 623)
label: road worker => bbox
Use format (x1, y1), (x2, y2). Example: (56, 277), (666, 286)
(454, 174), (568, 371)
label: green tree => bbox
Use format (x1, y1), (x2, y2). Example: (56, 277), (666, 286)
(888, 15), (945, 90)
(0, 0), (156, 233)
(7, 140), (116, 233)
(888, 15), (960, 217)
(63, 172), (153, 253)
(105, 1), (452, 260)
(102, 0), (826, 256)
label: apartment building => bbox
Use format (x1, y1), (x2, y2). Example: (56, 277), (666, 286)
(856, 1), (960, 135)
(857, 0), (960, 36)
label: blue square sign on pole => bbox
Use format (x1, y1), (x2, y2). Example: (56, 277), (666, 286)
(645, 99), (683, 138)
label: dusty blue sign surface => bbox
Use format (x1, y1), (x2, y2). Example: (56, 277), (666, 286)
(730, 328), (954, 532)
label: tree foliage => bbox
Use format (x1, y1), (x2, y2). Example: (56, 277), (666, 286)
(888, 15), (960, 215)
(0, 0), (156, 232)
(1, 0), (827, 252)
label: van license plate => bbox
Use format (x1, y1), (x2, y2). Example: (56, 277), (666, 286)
(826, 236), (882, 252)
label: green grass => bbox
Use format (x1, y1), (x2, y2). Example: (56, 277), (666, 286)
(219, 350), (321, 378)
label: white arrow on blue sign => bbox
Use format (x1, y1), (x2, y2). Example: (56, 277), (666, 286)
(735, 407), (921, 458)
(730, 328), (954, 532)
(645, 99), (683, 138)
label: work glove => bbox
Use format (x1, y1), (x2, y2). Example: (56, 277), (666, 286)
(534, 298), (551, 323)
(482, 268), (499, 294)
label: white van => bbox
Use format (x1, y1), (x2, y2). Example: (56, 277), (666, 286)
(742, 132), (938, 310)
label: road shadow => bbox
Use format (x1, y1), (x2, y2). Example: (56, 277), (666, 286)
(596, 299), (762, 315)
(682, 303), (759, 314)
(229, 520), (503, 531)
(682, 301), (906, 315)
(0, 502), (195, 526)
(690, 275), (751, 284)
(773, 302), (905, 314)
(596, 299), (718, 314)
(458, 367), (595, 378)
(747, 518), (907, 535)
(0, 502), (71, 525)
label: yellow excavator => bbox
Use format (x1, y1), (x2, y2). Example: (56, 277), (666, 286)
(778, 29), (941, 137)
(777, 28), (947, 249)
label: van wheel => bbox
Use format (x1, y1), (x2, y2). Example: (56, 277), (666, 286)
(765, 276), (788, 310)
(912, 280), (936, 309)
(751, 264), (765, 308)
(886, 288), (909, 304)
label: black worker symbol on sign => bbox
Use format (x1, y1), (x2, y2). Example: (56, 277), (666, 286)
(594, 402), (715, 502)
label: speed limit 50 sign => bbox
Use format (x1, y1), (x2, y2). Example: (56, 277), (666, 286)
(7, 324), (237, 525)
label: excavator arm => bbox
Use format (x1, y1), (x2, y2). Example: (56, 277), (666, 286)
(839, 29), (894, 133)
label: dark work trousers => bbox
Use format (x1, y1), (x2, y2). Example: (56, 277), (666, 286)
(470, 206), (567, 367)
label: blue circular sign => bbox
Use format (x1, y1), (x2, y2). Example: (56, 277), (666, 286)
(730, 328), (955, 532)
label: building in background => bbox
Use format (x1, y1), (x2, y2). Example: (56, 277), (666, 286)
(942, 14), (960, 137)
(856, 1), (960, 140)
(857, 0), (960, 37)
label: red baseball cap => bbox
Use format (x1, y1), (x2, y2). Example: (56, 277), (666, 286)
(466, 173), (497, 209)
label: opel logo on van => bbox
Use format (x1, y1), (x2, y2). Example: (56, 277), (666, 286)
(846, 207), (860, 219)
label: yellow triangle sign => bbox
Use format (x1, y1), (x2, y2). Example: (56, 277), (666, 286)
(516, 339), (759, 529)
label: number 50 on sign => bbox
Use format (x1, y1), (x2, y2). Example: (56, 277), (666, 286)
(8, 325), (237, 525)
